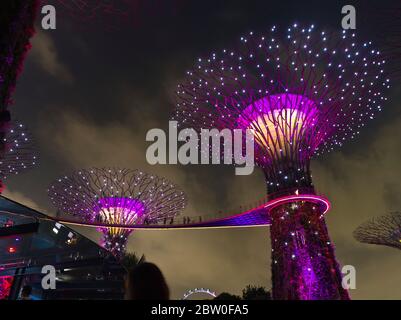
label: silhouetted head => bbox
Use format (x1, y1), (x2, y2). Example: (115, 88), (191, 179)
(125, 262), (170, 300)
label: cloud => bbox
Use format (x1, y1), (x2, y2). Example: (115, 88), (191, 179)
(2, 189), (44, 212)
(30, 30), (73, 84)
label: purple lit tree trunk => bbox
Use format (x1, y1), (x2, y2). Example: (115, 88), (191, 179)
(270, 196), (349, 300)
(173, 23), (388, 300)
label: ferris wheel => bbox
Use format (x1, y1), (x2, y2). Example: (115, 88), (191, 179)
(182, 288), (217, 300)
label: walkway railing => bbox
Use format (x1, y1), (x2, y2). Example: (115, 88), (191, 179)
(1, 188), (329, 230)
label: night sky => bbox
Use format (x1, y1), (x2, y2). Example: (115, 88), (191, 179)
(5, 0), (401, 299)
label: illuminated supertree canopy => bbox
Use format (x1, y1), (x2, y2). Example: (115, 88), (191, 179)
(0, 122), (37, 185)
(174, 24), (389, 193)
(174, 23), (390, 300)
(0, 1), (38, 161)
(354, 212), (401, 250)
(48, 168), (187, 258)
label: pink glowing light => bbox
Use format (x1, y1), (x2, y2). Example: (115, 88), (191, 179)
(95, 197), (146, 236)
(238, 94), (319, 159)
(265, 194), (331, 215)
(95, 197), (146, 223)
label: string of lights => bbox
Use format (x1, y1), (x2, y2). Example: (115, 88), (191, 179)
(0, 122), (37, 191)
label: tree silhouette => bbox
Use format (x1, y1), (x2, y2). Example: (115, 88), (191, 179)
(213, 285), (272, 300)
(214, 292), (242, 300)
(121, 252), (146, 272)
(242, 285), (271, 300)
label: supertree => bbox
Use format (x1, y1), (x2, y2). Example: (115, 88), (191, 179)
(354, 212), (401, 250)
(0, 122), (37, 192)
(173, 23), (390, 299)
(0, 0), (38, 154)
(48, 168), (187, 259)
